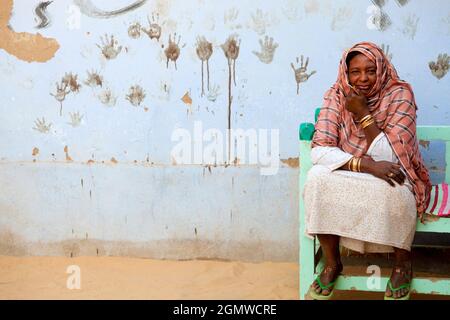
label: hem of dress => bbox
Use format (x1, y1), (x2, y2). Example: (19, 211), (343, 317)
(305, 229), (412, 252)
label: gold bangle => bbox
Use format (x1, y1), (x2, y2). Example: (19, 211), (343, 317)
(348, 157), (353, 171)
(352, 158), (357, 172)
(359, 114), (373, 125)
(357, 158), (361, 172)
(358, 114), (371, 124)
(360, 115), (373, 127)
(362, 119), (375, 129)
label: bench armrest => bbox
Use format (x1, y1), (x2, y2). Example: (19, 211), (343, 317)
(299, 123), (315, 141)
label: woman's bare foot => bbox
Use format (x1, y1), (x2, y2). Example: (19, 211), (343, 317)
(385, 261), (412, 299)
(310, 263), (343, 296)
(386, 248), (412, 300)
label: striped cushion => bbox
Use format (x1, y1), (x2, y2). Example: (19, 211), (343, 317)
(425, 184), (450, 217)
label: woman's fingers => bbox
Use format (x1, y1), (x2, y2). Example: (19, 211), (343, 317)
(397, 171), (406, 184)
(391, 173), (404, 185)
(388, 164), (406, 185)
(385, 176), (396, 187)
(387, 167), (406, 185)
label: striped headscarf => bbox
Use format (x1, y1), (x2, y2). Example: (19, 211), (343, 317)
(312, 42), (431, 216)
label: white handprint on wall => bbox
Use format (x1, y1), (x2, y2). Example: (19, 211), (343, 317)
(96, 34), (122, 60)
(252, 36), (278, 64)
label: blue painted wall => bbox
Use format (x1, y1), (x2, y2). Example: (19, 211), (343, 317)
(0, 0), (449, 260)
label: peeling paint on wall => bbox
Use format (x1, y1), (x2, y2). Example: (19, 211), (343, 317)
(181, 91), (192, 105)
(32, 147), (39, 156)
(64, 146), (73, 162)
(281, 158), (299, 168)
(419, 140), (430, 149)
(0, 0), (59, 62)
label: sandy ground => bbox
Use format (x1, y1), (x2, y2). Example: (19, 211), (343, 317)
(0, 256), (298, 300)
(1, 256), (448, 300)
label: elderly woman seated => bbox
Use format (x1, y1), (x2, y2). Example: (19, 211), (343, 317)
(304, 42), (431, 300)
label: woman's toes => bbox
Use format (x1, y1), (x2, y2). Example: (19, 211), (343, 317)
(321, 289), (330, 296)
(385, 288), (392, 297)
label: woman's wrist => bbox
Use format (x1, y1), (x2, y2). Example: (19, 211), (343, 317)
(360, 157), (375, 174)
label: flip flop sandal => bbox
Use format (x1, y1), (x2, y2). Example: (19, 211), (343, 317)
(384, 279), (411, 300)
(308, 275), (337, 300)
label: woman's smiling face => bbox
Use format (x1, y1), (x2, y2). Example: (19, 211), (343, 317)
(347, 53), (377, 96)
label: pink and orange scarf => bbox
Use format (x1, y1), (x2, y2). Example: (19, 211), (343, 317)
(312, 42), (431, 217)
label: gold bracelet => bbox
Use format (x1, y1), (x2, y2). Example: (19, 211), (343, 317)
(347, 157), (353, 171)
(358, 114), (371, 124)
(352, 158), (357, 172)
(360, 115), (373, 127)
(361, 118), (375, 129)
(357, 158), (361, 172)
(354, 158), (358, 172)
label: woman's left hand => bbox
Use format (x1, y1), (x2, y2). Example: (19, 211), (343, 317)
(345, 89), (368, 119)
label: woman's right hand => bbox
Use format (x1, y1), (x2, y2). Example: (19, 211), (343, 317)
(364, 160), (406, 187)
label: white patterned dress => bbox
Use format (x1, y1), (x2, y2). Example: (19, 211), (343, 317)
(303, 132), (417, 253)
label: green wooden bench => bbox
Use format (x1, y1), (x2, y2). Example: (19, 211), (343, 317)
(299, 107), (450, 299)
